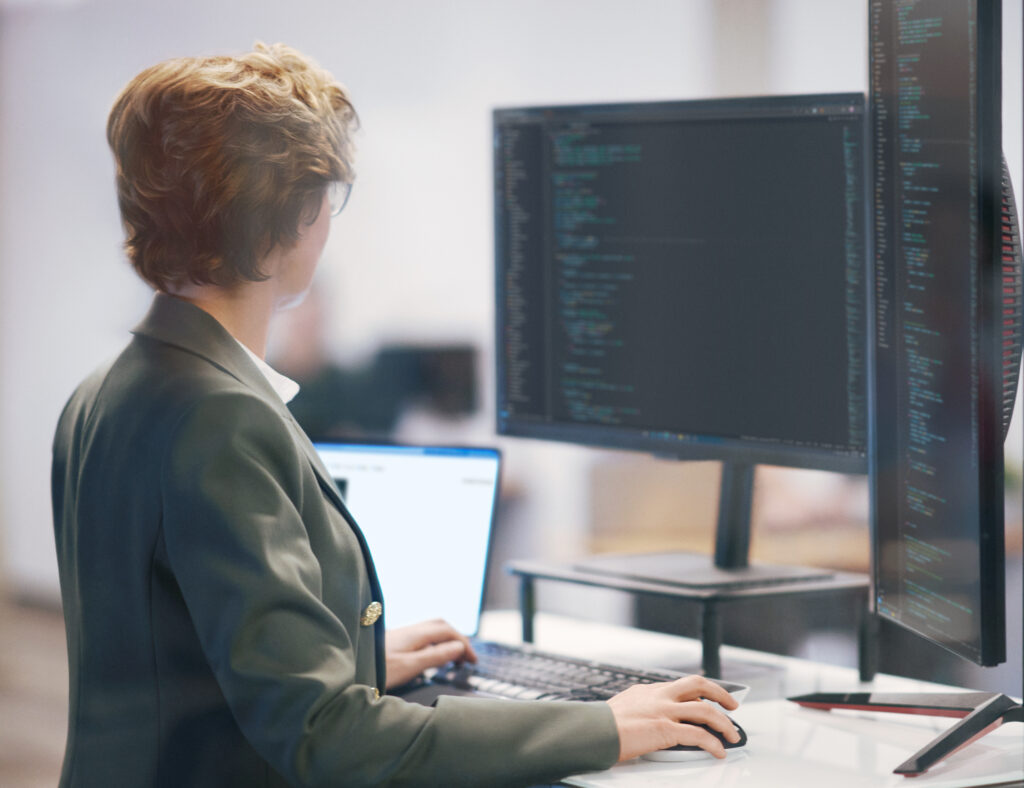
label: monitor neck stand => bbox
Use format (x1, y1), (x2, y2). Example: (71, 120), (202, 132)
(713, 460), (756, 570)
(789, 691), (1023, 777)
(685, 458), (835, 582)
(575, 459), (837, 589)
(706, 459), (838, 584)
(702, 458), (840, 584)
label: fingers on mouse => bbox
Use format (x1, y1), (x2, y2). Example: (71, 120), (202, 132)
(641, 719), (748, 762)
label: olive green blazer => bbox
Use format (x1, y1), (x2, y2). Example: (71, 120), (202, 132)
(51, 293), (619, 787)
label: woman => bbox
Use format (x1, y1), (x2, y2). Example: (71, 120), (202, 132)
(51, 43), (740, 787)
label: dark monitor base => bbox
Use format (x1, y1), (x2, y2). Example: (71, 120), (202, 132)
(574, 551), (833, 591)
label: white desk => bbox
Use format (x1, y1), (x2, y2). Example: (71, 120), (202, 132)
(477, 611), (1024, 788)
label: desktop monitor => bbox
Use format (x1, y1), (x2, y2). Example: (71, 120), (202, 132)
(869, 0), (1011, 668)
(788, 4), (1021, 777)
(494, 92), (870, 582)
(494, 93), (869, 473)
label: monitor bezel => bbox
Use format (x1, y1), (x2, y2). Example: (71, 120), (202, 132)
(493, 92), (871, 474)
(867, 0), (1006, 667)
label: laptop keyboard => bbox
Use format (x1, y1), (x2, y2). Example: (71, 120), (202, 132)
(432, 640), (693, 701)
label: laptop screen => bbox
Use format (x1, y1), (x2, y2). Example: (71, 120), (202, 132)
(313, 442), (500, 634)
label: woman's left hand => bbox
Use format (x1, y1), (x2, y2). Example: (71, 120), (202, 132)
(384, 618), (478, 690)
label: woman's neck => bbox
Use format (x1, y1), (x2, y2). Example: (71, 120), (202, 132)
(164, 280), (277, 359)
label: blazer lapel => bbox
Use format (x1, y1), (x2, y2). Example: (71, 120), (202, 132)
(132, 293), (285, 407)
(134, 296), (353, 511)
(282, 419), (388, 688)
(282, 415), (386, 598)
(134, 294), (388, 686)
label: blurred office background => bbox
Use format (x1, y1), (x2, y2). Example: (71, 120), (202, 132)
(0, 1), (1021, 785)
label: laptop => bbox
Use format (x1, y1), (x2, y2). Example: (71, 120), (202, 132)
(312, 439), (749, 706)
(313, 440), (499, 637)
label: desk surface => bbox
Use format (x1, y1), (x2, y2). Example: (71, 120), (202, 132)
(477, 611), (1024, 788)
(566, 700), (1023, 788)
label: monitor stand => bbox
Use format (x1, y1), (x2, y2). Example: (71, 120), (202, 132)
(574, 460), (834, 589)
(789, 691), (1024, 776)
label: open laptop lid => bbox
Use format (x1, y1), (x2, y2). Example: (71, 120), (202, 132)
(313, 441), (501, 636)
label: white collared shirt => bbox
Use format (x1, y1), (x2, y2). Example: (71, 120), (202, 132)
(235, 339), (301, 404)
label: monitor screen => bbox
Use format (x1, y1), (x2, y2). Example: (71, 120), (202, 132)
(869, 0), (1006, 666)
(494, 93), (869, 472)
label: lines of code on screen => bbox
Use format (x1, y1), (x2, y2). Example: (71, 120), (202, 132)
(870, 0), (1004, 665)
(495, 98), (867, 459)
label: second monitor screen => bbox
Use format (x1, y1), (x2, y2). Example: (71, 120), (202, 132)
(495, 94), (868, 470)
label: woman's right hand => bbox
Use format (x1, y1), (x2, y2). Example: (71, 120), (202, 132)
(606, 675), (741, 762)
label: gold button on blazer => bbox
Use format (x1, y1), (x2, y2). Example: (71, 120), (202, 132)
(360, 601), (383, 627)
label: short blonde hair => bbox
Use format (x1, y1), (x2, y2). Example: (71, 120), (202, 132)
(107, 42), (356, 291)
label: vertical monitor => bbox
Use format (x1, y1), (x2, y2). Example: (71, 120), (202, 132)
(870, 0), (1006, 666)
(495, 94), (869, 473)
